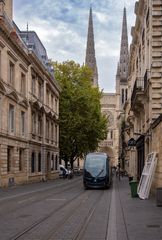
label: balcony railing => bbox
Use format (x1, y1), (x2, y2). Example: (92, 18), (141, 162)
(131, 77), (144, 109)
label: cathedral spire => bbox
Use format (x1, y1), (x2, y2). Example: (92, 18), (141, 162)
(85, 6), (98, 87)
(119, 7), (129, 81)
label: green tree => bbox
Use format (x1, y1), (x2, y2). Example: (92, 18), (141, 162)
(54, 60), (107, 168)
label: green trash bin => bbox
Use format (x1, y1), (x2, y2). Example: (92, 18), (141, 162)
(129, 180), (138, 198)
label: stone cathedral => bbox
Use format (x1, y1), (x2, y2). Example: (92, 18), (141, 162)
(85, 6), (129, 167)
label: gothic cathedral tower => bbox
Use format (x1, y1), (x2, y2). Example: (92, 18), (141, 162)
(116, 7), (129, 110)
(85, 6), (98, 87)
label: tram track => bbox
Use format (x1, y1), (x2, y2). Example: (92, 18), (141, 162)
(44, 190), (106, 240)
(71, 189), (111, 240)
(9, 189), (106, 240)
(0, 177), (82, 216)
(3, 177), (115, 240)
(9, 186), (86, 240)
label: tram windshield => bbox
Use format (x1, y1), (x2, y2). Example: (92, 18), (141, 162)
(84, 155), (107, 177)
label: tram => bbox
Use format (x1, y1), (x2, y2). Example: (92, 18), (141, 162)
(83, 152), (112, 189)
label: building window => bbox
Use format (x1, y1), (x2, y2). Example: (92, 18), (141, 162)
(38, 80), (43, 101)
(51, 94), (54, 110)
(122, 89), (124, 104)
(125, 89), (128, 101)
(110, 130), (113, 139)
(19, 148), (24, 171)
(107, 130), (113, 140)
(7, 146), (13, 172)
(55, 124), (57, 144)
(47, 152), (50, 172)
(51, 122), (54, 141)
(46, 118), (50, 140)
(9, 61), (15, 86)
(55, 98), (57, 113)
(31, 75), (36, 94)
(46, 89), (49, 105)
(51, 154), (54, 171)
(31, 152), (35, 173)
(32, 112), (36, 134)
(55, 155), (58, 170)
(38, 115), (42, 137)
(38, 152), (41, 172)
(20, 73), (26, 95)
(21, 111), (25, 135)
(146, 9), (149, 28)
(9, 104), (14, 132)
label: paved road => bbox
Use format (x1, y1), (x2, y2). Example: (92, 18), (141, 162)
(0, 176), (114, 240)
(1, 176), (162, 240)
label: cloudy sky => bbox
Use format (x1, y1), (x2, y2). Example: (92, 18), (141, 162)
(13, 0), (136, 93)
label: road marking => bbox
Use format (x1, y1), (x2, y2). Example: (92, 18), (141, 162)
(18, 197), (35, 204)
(0, 182), (67, 202)
(46, 198), (66, 201)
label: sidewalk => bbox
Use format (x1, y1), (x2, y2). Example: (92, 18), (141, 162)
(111, 176), (162, 240)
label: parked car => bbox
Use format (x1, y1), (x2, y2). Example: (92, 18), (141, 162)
(59, 165), (73, 179)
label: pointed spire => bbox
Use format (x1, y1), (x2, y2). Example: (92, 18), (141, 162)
(116, 62), (120, 76)
(26, 22), (29, 46)
(119, 7), (129, 81)
(85, 6), (98, 87)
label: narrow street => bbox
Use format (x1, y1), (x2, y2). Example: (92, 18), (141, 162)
(0, 176), (162, 240)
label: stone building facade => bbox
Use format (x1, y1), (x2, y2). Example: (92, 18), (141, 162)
(85, 6), (124, 167)
(124, 0), (162, 191)
(99, 93), (119, 166)
(115, 7), (129, 169)
(0, 0), (61, 187)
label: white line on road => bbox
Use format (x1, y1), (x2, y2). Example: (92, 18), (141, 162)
(0, 182), (66, 202)
(46, 198), (66, 201)
(18, 197), (35, 204)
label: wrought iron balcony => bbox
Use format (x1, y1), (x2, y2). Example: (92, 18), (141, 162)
(131, 77), (144, 110)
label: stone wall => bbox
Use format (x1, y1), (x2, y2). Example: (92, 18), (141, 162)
(151, 121), (162, 194)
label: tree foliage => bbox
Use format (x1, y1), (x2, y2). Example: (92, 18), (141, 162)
(54, 60), (107, 168)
